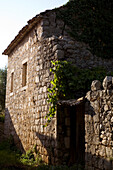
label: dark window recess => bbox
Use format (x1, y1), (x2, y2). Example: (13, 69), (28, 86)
(22, 62), (27, 87)
(11, 72), (14, 92)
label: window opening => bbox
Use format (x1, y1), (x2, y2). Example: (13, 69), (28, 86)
(11, 72), (14, 92)
(22, 62), (27, 87)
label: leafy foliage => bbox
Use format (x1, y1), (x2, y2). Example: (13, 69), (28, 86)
(0, 67), (7, 114)
(57, 0), (113, 58)
(20, 145), (42, 166)
(46, 60), (112, 123)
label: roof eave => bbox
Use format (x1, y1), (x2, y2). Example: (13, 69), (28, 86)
(2, 15), (43, 55)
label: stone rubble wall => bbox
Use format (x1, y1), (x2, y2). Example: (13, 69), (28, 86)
(85, 76), (113, 170)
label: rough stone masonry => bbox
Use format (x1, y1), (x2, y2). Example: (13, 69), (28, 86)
(85, 76), (113, 170)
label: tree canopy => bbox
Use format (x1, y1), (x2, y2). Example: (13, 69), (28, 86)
(0, 67), (7, 113)
(58, 0), (113, 58)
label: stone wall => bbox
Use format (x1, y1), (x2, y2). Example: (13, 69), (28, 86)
(85, 76), (113, 170)
(5, 25), (58, 164)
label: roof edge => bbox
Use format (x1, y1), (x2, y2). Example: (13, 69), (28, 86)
(2, 5), (65, 56)
(2, 15), (43, 55)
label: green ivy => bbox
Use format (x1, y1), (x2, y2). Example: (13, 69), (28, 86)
(46, 60), (112, 123)
(57, 0), (113, 58)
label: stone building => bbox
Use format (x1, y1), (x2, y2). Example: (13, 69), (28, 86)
(3, 7), (113, 169)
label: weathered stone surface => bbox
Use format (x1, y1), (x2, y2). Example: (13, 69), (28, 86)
(85, 77), (113, 170)
(106, 147), (112, 158)
(91, 80), (101, 91)
(103, 76), (112, 90)
(55, 50), (64, 59)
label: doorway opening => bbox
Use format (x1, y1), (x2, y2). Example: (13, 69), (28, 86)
(69, 102), (85, 165)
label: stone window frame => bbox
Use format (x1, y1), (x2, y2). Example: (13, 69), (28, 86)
(10, 69), (14, 96)
(21, 58), (28, 91)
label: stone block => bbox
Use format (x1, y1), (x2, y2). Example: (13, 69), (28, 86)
(106, 147), (112, 158)
(55, 50), (64, 59)
(90, 145), (96, 155)
(36, 66), (40, 71)
(91, 80), (101, 91)
(111, 117), (113, 123)
(35, 119), (39, 125)
(99, 145), (106, 157)
(86, 91), (91, 101)
(53, 44), (62, 52)
(93, 114), (99, 123)
(104, 104), (109, 111)
(103, 76), (112, 90)
(35, 76), (40, 83)
(93, 135), (100, 145)
(94, 123), (99, 134)
(102, 139), (107, 145)
(43, 86), (47, 93)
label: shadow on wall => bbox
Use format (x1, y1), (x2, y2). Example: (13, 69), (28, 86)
(85, 152), (113, 170)
(4, 108), (24, 152)
(36, 132), (113, 169)
(36, 132), (57, 165)
(36, 101), (113, 169)
(4, 106), (113, 169)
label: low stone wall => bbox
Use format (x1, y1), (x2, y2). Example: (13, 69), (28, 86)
(85, 76), (113, 170)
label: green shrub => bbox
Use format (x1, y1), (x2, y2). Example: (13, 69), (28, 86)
(20, 145), (42, 166)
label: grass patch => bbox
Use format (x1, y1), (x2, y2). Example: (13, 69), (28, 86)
(0, 150), (20, 167)
(0, 137), (23, 169)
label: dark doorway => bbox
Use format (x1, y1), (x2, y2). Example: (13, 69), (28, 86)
(69, 102), (85, 165)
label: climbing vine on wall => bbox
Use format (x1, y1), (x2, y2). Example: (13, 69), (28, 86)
(46, 60), (111, 124)
(57, 0), (113, 58)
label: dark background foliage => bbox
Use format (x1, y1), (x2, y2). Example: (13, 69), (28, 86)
(0, 67), (7, 114)
(57, 0), (113, 58)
